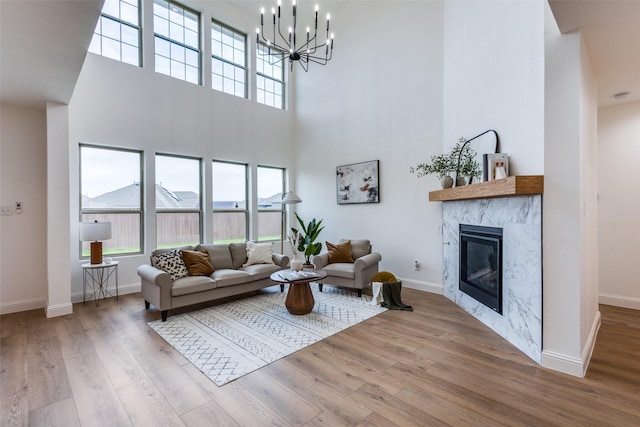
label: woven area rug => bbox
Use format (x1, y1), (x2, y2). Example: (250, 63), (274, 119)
(148, 283), (386, 386)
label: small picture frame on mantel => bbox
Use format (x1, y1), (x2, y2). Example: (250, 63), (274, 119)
(336, 160), (379, 204)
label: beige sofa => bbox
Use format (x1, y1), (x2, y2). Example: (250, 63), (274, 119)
(138, 243), (289, 321)
(311, 239), (381, 297)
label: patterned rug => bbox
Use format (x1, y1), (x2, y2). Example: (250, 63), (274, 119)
(148, 283), (386, 386)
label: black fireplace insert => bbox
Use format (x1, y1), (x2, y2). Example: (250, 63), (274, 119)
(459, 224), (503, 314)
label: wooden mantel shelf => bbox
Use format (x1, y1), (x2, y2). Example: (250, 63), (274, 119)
(429, 175), (544, 202)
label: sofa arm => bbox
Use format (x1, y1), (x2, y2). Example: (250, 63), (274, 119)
(137, 264), (172, 288)
(311, 253), (329, 269)
(272, 253), (290, 268)
(354, 252), (382, 270)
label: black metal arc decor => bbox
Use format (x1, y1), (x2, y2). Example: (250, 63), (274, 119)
(454, 129), (499, 186)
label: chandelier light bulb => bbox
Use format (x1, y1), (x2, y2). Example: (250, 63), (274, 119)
(271, 7), (275, 14)
(277, 0), (281, 6)
(261, 7), (265, 14)
(292, 0), (296, 5)
(288, 26), (292, 33)
(315, 4), (319, 11)
(326, 13), (330, 20)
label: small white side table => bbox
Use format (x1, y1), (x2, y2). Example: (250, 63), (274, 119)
(82, 261), (119, 306)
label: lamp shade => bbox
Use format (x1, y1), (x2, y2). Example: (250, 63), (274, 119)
(282, 191), (302, 204)
(79, 221), (112, 241)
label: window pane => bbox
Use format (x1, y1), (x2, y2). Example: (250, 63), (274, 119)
(257, 211), (281, 242)
(156, 155), (200, 209)
(212, 212), (246, 244)
(91, 0), (140, 66)
(155, 1), (200, 83)
(157, 212), (200, 248)
(210, 21), (246, 98)
(81, 146), (141, 209)
(81, 213), (141, 255)
(257, 166), (283, 211)
(257, 44), (284, 109)
(212, 161), (246, 207)
(156, 155), (201, 247)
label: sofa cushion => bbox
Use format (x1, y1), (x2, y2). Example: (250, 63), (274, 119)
(345, 239), (371, 260)
(182, 250), (214, 276)
(323, 263), (356, 279)
(243, 241), (275, 267)
(152, 249), (189, 281)
(240, 263), (281, 280)
(171, 275), (216, 297)
(211, 269), (252, 288)
(327, 240), (354, 264)
(196, 244), (234, 270)
(229, 242), (248, 269)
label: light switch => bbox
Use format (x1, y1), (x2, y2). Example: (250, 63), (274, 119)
(0, 206), (12, 216)
(16, 202), (22, 214)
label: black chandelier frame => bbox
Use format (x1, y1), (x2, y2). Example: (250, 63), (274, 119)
(257, 1), (334, 72)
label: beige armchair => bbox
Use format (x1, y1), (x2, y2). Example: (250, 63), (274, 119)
(311, 239), (382, 297)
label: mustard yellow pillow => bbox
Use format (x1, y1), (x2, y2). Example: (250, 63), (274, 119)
(327, 240), (354, 264)
(182, 250), (214, 276)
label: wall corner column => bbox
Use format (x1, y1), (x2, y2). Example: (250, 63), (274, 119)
(45, 102), (73, 318)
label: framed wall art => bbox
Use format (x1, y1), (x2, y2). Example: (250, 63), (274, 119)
(336, 160), (379, 204)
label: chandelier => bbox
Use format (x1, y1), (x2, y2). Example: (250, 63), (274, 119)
(256, 0), (334, 72)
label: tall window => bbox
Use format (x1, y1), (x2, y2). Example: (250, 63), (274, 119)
(257, 166), (284, 242)
(212, 161), (248, 243)
(153, 0), (200, 84)
(80, 145), (143, 257)
(211, 21), (246, 98)
(89, 0), (141, 66)
(256, 44), (285, 109)
(155, 154), (202, 248)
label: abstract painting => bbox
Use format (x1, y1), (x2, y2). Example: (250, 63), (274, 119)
(336, 160), (379, 204)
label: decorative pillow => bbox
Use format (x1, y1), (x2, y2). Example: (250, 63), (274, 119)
(181, 250), (214, 276)
(153, 249), (189, 281)
(326, 240), (354, 264)
(243, 241), (274, 267)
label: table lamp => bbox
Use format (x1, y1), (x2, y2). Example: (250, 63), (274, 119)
(80, 220), (112, 264)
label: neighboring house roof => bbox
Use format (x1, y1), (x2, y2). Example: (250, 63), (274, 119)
(83, 184), (283, 210)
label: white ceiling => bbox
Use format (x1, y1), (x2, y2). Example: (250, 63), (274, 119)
(0, 1), (638, 110)
(549, 0), (640, 107)
(0, 0), (102, 110)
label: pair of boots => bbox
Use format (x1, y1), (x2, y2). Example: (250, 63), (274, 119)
(381, 281), (413, 311)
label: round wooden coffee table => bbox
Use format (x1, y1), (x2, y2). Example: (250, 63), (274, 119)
(270, 269), (327, 315)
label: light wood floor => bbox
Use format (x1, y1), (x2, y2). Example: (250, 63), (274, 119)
(1, 287), (639, 426)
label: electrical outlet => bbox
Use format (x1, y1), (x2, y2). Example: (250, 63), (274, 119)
(1, 206), (13, 216)
(414, 260), (421, 271)
(16, 201), (22, 214)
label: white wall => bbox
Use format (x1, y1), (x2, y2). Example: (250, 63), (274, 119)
(294, 1), (445, 292)
(543, 30), (600, 377)
(0, 104), (48, 314)
(63, 0), (296, 302)
(442, 0), (544, 173)
(598, 101), (640, 309)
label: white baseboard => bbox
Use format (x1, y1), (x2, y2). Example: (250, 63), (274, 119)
(542, 310), (602, 377)
(70, 282), (141, 304)
(45, 302), (73, 318)
(399, 278), (443, 295)
(0, 297), (46, 315)
(599, 293), (640, 310)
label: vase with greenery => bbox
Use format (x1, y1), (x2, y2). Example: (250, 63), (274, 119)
(409, 153), (455, 189)
(451, 137), (482, 185)
(291, 213), (325, 266)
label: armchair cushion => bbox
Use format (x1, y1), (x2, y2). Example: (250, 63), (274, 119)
(327, 240), (354, 263)
(346, 239), (372, 259)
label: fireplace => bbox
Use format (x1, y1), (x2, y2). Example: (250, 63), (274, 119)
(459, 224), (503, 314)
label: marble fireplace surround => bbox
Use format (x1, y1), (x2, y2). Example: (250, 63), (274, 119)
(432, 178), (544, 363)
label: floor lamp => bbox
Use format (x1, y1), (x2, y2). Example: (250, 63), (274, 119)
(281, 191), (302, 253)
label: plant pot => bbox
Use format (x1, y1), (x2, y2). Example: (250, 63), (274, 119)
(456, 176), (466, 187)
(440, 176), (453, 189)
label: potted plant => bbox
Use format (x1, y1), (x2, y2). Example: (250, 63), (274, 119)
(409, 153), (455, 189)
(291, 213), (325, 266)
(451, 138), (481, 185)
